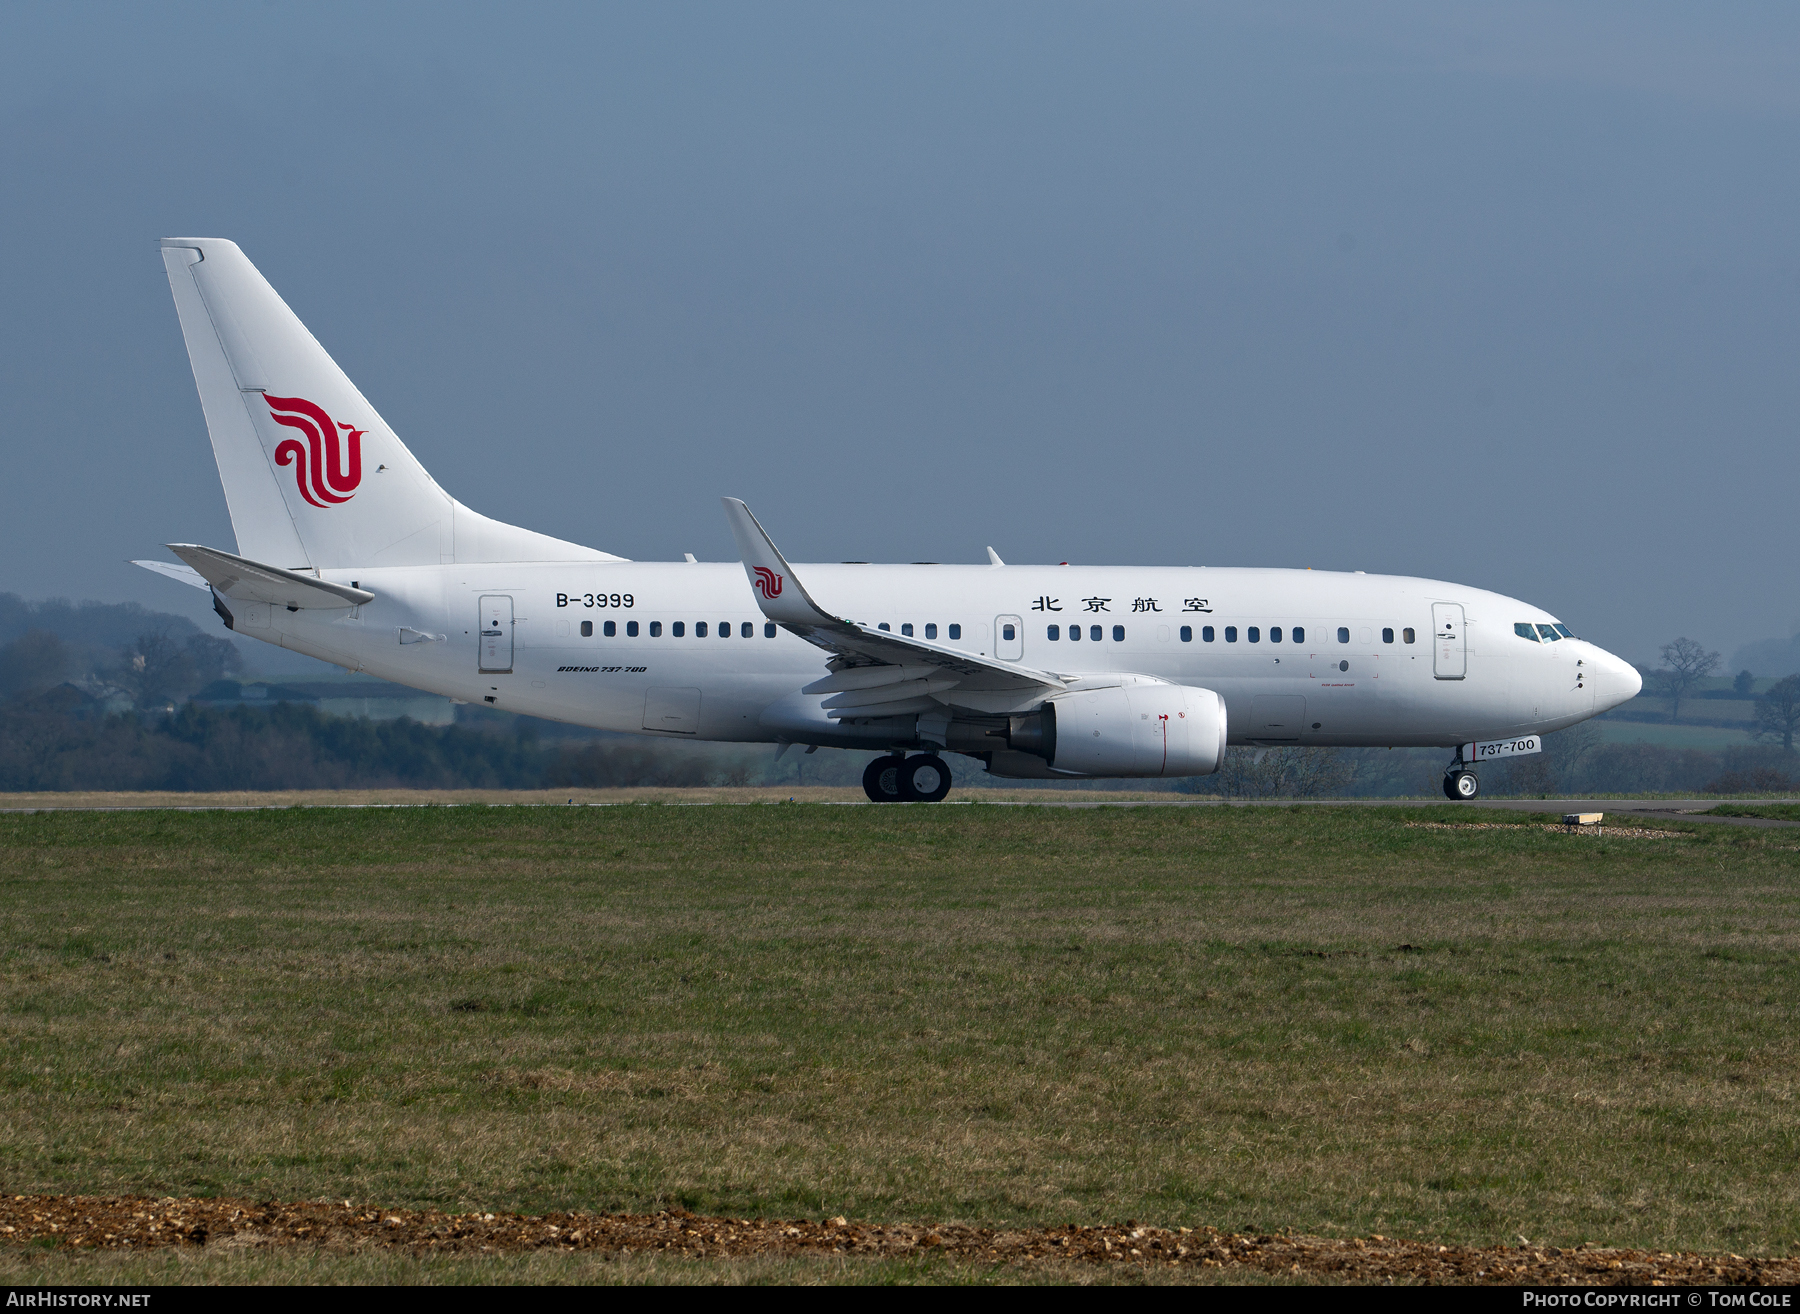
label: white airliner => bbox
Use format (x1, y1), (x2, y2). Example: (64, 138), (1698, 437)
(136, 239), (1641, 802)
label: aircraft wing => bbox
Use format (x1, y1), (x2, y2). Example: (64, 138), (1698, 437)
(166, 543), (375, 610)
(721, 497), (1064, 718)
(130, 559), (211, 591)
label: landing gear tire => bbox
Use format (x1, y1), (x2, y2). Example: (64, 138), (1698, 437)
(902, 754), (953, 803)
(862, 755), (908, 803)
(1444, 770), (1480, 801)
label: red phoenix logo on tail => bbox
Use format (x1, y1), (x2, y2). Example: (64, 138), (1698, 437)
(752, 566), (783, 599)
(265, 395), (364, 508)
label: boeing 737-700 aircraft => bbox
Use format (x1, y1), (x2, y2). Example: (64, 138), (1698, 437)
(135, 239), (1641, 802)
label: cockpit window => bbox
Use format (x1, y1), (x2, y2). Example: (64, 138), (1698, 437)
(1553, 624), (1574, 639)
(1536, 624), (1561, 642)
(1514, 623), (1540, 641)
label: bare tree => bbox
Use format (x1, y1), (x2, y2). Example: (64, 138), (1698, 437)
(1283, 747), (1358, 797)
(1487, 721), (1602, 796)
(1503, 751), (1559, 796)
(1656, 637), (1720, 723)
(1212, 746), (1355, 798)
(1734, 669), (1756, 698)
(1754, 676), (1800, 753)
(1551, 720), (1604, 786)
(1213, 748), (1285, 798)
(121, 629), (187, 709)
(0, 630), (71, 700)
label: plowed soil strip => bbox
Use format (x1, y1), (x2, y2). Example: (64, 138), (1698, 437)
(1, 1195), (1790, 1283)
(1403, 822), (1693, 839)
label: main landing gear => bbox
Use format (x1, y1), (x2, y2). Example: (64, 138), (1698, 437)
(862, 753), (954, 803)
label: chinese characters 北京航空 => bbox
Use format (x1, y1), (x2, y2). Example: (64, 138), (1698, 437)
(1182, 598), (1212, 613)
(1131, 598), (1161, 613)
(1082, 597), (1111, 613)
(1031, 596), (1062, 612)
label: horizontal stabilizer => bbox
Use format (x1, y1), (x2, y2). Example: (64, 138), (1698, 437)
(167, 543), (373, 610)
(130, 559), (210, 591)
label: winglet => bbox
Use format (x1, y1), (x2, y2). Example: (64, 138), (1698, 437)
(986, 546), (1005, 567)
(720, 498), (839, 625)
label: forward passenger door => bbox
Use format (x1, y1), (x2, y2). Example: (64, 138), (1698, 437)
(1432, 603), (1466, 680)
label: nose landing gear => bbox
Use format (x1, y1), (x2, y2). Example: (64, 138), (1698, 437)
(1442, 748), (1480, 800)
(861, 753), (954, 803)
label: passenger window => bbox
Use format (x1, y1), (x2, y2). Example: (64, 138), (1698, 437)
(580, 620), (593, 637)
(1180, 625), (1192, 642)
(1225, 626), (1238, 642)
(948, 624), (961, 640)
(1537, 624), (1560, 642)
(764, 622), (776, 638)
(1048, 624), (1061, 640)
(628, 621), (640, 637)
(695, 622), (707, 637)
(1271, 627), (1282, 643)
(604, 620), (616, 637)
(1337, 627), (1349, 644)
(671, 622), (684, 637)
(1382, 627), (1393, 644)
(1112, 625), (1124, 642)
(1069, 624), (1081, 641)
(650, 621), (663, 637)
(741, 621), (754, 638)
(902, 623), (914, 637)
(1203, 626), (1215, 642)
(1090, 625), (1103, 642)
(879, 623), (890, 632)
(1292, 626), (1304, 644)
(1514, 623), (1539, 642)
(925, 624), (937, 639)
(1248, 627), (1260, 643)
(719, 621), (730, 638)
(1403, 627), (1414, 643)
(1554, 624), (1574, 639)
(1003, 623), (1016, 641)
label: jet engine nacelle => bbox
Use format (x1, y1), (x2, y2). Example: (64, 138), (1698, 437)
(1006, 682), (1227, 778)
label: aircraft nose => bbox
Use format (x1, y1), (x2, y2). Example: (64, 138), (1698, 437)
(1589, 647), (1642, 711)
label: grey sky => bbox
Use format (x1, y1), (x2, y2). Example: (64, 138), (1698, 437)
(3, 2), (1797, 666)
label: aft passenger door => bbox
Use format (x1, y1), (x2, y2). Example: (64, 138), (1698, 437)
(479, 595), (514, 673)
(1432, 603), (1466, 680)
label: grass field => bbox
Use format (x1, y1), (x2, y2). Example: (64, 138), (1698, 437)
(1593, 720), (1755, 750)
(1707, 804), (1800, 823)
(3, 802), (1798, 1281)
(0, 787), (1197, 809)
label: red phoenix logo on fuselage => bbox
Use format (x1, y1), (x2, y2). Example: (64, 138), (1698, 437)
(266, 395), (364, 508)
(752, 566), (783, 599)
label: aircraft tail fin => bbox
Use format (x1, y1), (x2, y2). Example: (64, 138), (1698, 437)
(159, 238), (622, 570)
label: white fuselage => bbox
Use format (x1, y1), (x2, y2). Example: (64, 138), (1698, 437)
(227, 559), (1641, 752)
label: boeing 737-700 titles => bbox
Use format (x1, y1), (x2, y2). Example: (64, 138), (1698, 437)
(135, 239), (1641, 802)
